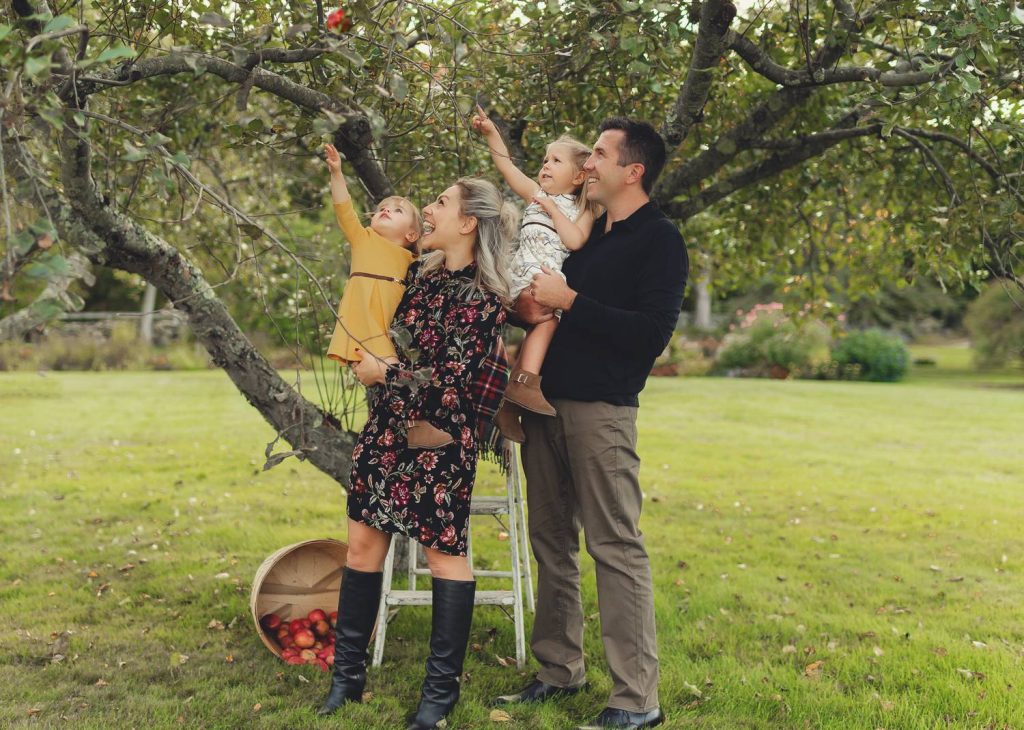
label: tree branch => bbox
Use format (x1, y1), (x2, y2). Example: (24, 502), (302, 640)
(11, 112), (356, 483)
(663, 0), (738, 148)
(664, 111), (882, 221)
(727, 31), (954, 87)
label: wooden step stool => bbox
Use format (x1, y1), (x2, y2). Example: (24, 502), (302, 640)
(371, 446), (534, 668)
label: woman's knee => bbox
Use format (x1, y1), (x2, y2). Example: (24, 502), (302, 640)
(424, 547), (472, 581)
(346, 521), (391, 571)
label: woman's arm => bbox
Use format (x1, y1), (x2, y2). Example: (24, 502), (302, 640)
(381, 295), (506, 430)
(533, 195), (594, 251)
(471, 105), (539, 203)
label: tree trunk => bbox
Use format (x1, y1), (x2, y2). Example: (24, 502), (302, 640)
(694, 269), (712, 331)
(139, 282), (157, 345)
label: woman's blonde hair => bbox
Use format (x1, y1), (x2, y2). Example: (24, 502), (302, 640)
(547, 134), (601, 219)
(417, 177), (516, 304)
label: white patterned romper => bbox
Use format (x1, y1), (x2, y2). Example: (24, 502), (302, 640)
(509, 192), (580, 299)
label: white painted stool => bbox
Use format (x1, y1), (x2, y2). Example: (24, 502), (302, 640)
(371, 445), (533, 668)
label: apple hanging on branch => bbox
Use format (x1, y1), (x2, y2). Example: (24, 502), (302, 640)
(326, 7), (352, 33)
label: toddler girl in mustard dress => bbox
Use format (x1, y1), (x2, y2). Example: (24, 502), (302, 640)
(323, 143), (421, 364)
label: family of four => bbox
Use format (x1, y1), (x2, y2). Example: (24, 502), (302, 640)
(316, 114), (688, 730)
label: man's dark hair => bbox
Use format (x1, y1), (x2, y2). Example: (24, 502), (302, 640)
(597, 117), (667, 195)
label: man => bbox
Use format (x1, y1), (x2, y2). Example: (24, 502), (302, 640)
(495, 118), (688, 729)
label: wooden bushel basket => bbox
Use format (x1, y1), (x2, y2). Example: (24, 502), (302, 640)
(250, 538), (348, 657)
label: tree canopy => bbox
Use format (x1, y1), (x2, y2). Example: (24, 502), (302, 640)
(2, 0), (1022, 483)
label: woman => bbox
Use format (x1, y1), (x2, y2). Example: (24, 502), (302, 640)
(318, 177), (516, 730)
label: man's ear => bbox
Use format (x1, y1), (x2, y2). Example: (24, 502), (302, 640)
(626, 163), (646, 187)
(460, 215), (478, 235)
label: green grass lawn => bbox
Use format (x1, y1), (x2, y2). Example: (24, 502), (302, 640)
(1, 354), (1022, 729)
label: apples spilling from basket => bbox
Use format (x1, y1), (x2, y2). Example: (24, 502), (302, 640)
(261, 608), (337, 670)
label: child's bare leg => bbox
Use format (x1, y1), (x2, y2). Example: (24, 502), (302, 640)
(517, 319), (558, 373)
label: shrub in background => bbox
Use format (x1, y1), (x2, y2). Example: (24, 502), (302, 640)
(831, 329), (908, 382)
(964, 281), (1024, 368)
(715, 303), (831, 378)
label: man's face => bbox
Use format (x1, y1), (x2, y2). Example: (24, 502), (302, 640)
(583, 129), (641, 206)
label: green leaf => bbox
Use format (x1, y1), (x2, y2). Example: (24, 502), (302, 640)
(959, 72), (981, 94)
(95, 44), (136, 64)
(169, 151), (191, 169)
(0, 24), (12, 43)
(122, 141), (150, 162)
(24, 54), (52, 78)
(239, 223), (264, 239)
(38, 107), (65, 131)
(198, 12), (231, 28)
(25, 254), (71, 280)
(144, 132), (172, 147)
(28, 298), (65, 321)
(390, 73), (408, 102)
(43, 15), (75, 34)
(336, 47), (365, 68)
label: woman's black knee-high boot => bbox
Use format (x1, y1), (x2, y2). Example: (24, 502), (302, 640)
(406, 577), (476, 729)
(317, 567), (383, 716)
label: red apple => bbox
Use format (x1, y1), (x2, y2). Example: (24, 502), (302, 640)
(293, 629), (316, 649)
(281, 648), (298, 659)
(288, 619), (305, 635)
(276, 626), (290, 640)
(300, 649), (317, 663)
(308, 609), (328, 623)
(313, 619), (331, 638)
(261, 613), (282, 631)
(278, 634), (295, 649)
(285, 655), (305, 665)
(316, 658), (330, 672)
(301, 618), (312, 629)
(326, 8), (352, 33)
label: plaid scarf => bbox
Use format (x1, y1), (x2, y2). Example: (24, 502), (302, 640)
(470, 333), (511, 473)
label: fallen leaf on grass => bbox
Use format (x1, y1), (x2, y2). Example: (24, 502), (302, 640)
(94, 679), (108, 687)
(171, 653), (189, 666)
(933, 647), (948, 656)
(873, 646), (885, 657)
(252, 703), (262, 712)
(497, 531), (509, 541)
(956, 668), (986, 681)
(207, 619), (225, 630)
(682, 681), (703, 698)
(224, 655), (234, 663)
(947, 576), (964, 583)
(296, 674), (309, 683)
(804, 661), (824, 679)
(781, 645), (797, 654)
(27, 708), (41, 717)
(494, 654), (516, 667)
(489, 709), (512, 722)
(971, 641), (987, 649)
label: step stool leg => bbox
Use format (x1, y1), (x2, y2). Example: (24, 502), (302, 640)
(371, 539), (396, 667)
(506, 452), (526, 668)
(512, 449), (535, 613)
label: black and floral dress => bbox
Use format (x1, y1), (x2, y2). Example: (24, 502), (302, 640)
(347, 260), (506, 556)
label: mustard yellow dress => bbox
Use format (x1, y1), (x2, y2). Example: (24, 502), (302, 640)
(326, 200), (415, 362)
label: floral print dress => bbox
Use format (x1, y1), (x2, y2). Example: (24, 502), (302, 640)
(347, 260), (506, 556)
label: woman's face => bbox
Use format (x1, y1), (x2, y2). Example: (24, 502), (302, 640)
(419, 184), (475, 252)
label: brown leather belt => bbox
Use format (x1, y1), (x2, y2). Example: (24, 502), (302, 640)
(350, 271), (405, 284)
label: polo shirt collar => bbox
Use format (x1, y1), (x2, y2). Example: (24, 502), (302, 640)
(598, 200), (661, 234)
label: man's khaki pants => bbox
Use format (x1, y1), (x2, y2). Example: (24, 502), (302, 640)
(521, 399), (659, 713)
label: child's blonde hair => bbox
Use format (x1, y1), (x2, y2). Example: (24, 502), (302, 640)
(547, 135), (601, 219)
(372, 195), (422, 254)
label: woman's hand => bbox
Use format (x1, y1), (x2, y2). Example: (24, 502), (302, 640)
(470, 104), (497, 138)
(350, 352), (395, 386)
(324, 143), (343, 175)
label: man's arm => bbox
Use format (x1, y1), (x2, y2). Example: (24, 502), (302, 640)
(559, 228), (688, 359)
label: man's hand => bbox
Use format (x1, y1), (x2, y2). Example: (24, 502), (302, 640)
(513, 290), (555, 326)
(530, 266), (577, 311)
